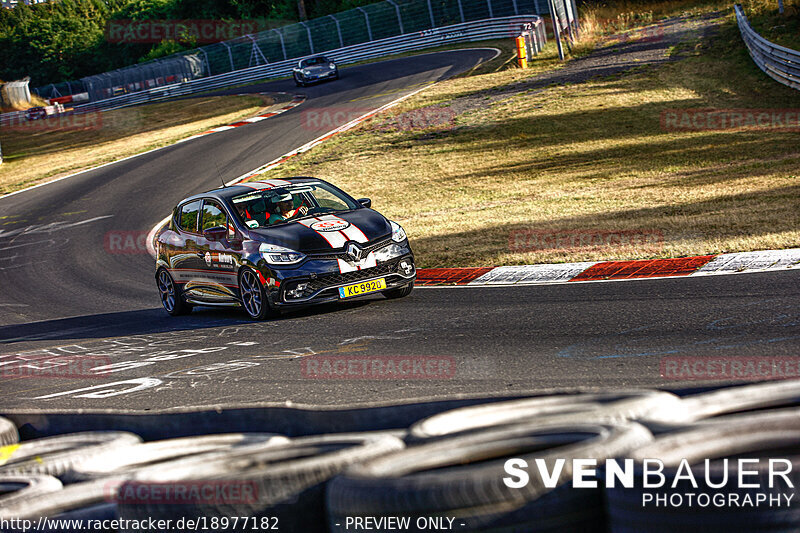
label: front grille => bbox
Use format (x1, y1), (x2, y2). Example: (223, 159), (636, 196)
(306, 261), (398, 293)
(309, 237), (393, 261)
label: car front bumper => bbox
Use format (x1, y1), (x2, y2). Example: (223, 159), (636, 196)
(299, 69), (337, 82)
(264, 252), (415, 308)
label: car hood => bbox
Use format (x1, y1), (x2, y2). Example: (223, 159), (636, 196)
(248, 209), (391, 253)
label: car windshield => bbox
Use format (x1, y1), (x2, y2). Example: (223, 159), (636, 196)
(300, 56), (329, 67)
(230, 181), (359, 229)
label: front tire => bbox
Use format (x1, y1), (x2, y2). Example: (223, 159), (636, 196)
(294, 74), (305, 87)
(156, 268), (192, 316)
(382, 282), (413, 300)
(239, 268), (278, 320)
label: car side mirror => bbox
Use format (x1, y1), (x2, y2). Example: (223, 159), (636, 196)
(203, 227), (227, 241)
(358, 198), (372, 208)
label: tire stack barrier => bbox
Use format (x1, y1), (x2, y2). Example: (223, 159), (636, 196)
(1, 381), (800, 531)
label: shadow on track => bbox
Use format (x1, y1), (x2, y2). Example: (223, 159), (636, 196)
(0, 299), (374, 344)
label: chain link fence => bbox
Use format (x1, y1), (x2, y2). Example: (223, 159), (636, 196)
(34, 0), (556, 103)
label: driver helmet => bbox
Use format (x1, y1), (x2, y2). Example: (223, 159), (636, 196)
(275, 192), (293, 212)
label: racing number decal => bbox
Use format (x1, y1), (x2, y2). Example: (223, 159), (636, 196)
(298, 215), (368, 249)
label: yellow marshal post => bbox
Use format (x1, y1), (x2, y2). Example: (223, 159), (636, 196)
(516, 35), (528, 68)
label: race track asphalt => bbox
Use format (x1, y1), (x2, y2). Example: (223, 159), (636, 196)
(1, 48), (799, 411)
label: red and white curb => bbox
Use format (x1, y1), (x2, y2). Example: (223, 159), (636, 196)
(415, 248), (800, 286)
(176, 93), (305, 144)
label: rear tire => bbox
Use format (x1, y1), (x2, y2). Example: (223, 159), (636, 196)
(156, 268), (192, 316)
(239, 268), (279, 320)
(383, 282), (413, 300)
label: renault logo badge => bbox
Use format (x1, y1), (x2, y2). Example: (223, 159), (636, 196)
(346, 243), (363, 262)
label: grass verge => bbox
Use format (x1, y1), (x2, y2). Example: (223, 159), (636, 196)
(0, 94), (272, 195)
(248, 5), (800, 268)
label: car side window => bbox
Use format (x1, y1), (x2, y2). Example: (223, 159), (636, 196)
(178, 200), (201, 232)
(201, 200), (227, 230)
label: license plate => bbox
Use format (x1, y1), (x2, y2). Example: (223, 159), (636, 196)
(338, 278), (386, 298)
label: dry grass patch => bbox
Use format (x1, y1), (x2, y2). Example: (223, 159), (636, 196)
(0, 94), (272, 195)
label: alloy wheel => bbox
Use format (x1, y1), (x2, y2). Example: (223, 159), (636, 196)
(157, 270), (176, 312)
(240, 270), (263, 318)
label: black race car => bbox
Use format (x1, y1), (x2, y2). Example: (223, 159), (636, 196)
(26, 106), (47, 121)
(292, 55), (338, 86)
(155, 177), (415, 319)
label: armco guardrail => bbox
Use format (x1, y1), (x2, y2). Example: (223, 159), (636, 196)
(735, 4), (800, 91)
(35, 0), (553, 101)
(67, 15), (542, 114)
(0, 15), (542, 126)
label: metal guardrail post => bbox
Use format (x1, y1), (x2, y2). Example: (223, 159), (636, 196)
(548, 0), (565, 60)
(299, 21), (315, 54)
(272, 29), (287, 60)
(329, 15), (344, 48)
(356, 7), (373, 41)
(570, 0), (580, 35)
(427, 0), (436, 27)
(247, 35), (268, 67)
(221, 42), (235, 72)
(387, 0), (405, 34)
(562, 0), (575, 42)
(198, 48), (211, 76)
(487, 0), (494, 18)
(457, 0), (465, 23)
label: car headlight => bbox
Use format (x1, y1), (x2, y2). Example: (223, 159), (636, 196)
(329, 63), (336, 69)
(302, 69), (311, 76)
(390, 221), (407, 243)
(259, 243), (306, 265)
(373, 243), (407, 263)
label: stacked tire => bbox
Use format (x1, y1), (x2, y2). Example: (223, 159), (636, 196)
(3, 381), (800, 532)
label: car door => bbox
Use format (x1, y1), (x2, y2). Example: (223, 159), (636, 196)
(192, 198), (241, 303)
(169, 199), (203, 290)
